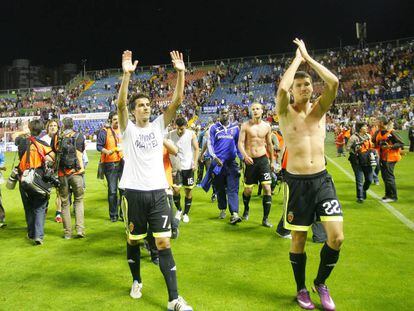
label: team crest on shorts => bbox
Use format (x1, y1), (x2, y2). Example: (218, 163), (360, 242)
(287, 212), (294, 223)
(129, 222), (135, 232)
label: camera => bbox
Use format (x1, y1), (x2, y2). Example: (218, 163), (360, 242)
(43, 167), (61, 188)
(6, 167), (19, 190)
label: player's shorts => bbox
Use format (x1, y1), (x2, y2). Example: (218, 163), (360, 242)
(244, 155), (272, 187)
(283, 170), (343, 231)
(173, 169), (195, 189)
(121, 189), (172, 240)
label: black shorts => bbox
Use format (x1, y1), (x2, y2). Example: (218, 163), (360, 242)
(283, 170), (343, 231)
(244, 155), (272, 187)
(173, 169), (195, 189)
(122, 189), (172, 240)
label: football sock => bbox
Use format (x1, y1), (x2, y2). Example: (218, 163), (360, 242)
(290, 252), (307, 292)
(184, 197), (192, 215)
(173, 194), (182, 211)
(262, 194), (272, 219)
(242, 193), (250, 213)
(159, 248), (179, 301)
(127, 242), (141, 283)
(314, 243), (340, 285)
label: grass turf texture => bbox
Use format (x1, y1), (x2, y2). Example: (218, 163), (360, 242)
(0, 141), (413, 310)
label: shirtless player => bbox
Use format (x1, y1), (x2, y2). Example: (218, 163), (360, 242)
(276, 39), (343, 311)
(238, 102), (275, 227)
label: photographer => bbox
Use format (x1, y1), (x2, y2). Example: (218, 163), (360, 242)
(41, 119), (62, 223)
(347, 122), (376, 203)
(15, 120), (55, 245)
(373, 116), (404, 203)
(97, 111), (124, 222)
(51, 117), (86, 239)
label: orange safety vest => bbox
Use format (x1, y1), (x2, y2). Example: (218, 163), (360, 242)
(281, 149), (288, 170)
(343, 129), (351, 139)
(375, 130), (401, 162)
(335, 132), (345, 147)
(18, 137), (51, 172)
(356, 134), (374, 154)
(276, 131), (284, 149)
(163, 147), (173, 187)
(100, 127), (123, 163)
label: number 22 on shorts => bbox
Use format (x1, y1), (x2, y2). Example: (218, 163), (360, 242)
(323, 200), (341, 215)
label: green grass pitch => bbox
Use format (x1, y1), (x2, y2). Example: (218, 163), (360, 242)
(0, 142), (413, 310)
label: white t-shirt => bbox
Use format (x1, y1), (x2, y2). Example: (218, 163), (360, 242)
(168, 129), (194, 170)
(40, 134), (52, 145)
(119, 116), (168, 191)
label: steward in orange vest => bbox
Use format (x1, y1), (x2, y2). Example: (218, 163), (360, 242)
(373, 116), (404, 202)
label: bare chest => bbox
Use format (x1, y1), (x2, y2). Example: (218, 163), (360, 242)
(246, 124), (268, 140)
(280, 112), (326, 139)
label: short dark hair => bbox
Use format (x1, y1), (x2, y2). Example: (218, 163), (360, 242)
(175, 117), (187, 127)
(29, 119), (44, 136)
(128, 93), (151, 111)
(294, 71), (312, 82)
(62, 117), (74, 130)
(355, 122), (366, 133)
(108, 111), (117, 121)
(219, 107), (229, 114)
(378, 116), (389, 125)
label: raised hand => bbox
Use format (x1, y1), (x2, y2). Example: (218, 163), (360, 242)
(170, 50), (185, 72)
(293, 38), (311, 61)
(295, 48), (305, 64)
(122, 50), (138, 74)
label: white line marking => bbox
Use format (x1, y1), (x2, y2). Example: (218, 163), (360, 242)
(326, 155), (414, 231)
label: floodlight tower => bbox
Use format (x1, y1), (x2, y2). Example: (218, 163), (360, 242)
(356, 22), (367, 49)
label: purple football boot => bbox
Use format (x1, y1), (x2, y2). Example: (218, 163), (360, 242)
(296, 289), (315, 310)
(312, 284), (336, 311)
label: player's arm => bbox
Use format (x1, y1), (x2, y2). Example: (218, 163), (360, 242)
(238, 123), (253, 165)
(199, 141), (208, 162)
(191, 132), (200, 170)
(163, 51), (186, 127)
(276, 48), (304, 116)
(117, 50), (138, 132)
(294, 38), (339, 115)
(207, 125), (223, 166)
(163, 138), (178, 156)
(265, 125), (275, 170)
(234, 125), (244, 161)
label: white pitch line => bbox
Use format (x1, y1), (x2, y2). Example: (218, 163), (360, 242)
(326, 155), (414, 231)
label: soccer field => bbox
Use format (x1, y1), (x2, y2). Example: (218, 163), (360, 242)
(0, 143), (413, 311)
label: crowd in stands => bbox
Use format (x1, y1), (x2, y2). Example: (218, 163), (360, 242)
(0, 38), (412, 132)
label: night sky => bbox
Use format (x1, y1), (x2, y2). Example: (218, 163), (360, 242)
(1, 0), (413, 70)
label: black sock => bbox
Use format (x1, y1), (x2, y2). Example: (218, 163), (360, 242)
(159, 248), (179, 301)
(127, 242), (141, 283)
(290, 252), (307, 292)
(242, 193), (250, 213)
(173, 194), (181, 211)
(184, 197), (192, 215)
(314, 243), (340, 285)
(262, 194), (272, 219)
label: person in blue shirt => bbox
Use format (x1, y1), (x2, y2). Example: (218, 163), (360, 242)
(207, 108), (243, 224)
